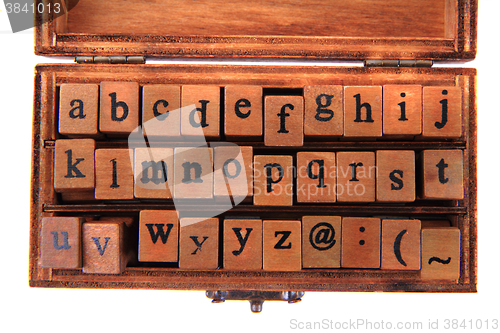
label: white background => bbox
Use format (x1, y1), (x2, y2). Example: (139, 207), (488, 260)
(0, 1), (498, 332)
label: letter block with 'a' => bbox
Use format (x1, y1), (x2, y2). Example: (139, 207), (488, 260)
(58, 84), (99, 136)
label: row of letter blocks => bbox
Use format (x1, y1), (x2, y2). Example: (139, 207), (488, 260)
(54, 139), (464, 202)
(40, 215), (460, 281)
(58, 83), (462, 142)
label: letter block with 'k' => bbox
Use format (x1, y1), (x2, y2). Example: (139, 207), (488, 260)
(54, 139), (95, 192)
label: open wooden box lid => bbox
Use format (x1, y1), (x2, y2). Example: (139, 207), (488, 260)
(35, 0), (477, 61)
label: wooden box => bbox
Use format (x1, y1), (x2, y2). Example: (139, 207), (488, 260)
(30, 0), (477, 310)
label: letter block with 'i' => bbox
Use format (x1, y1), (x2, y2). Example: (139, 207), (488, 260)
(421, 150), (464, 199)
(264, 96), (304, 146)
(54, 139), (95, 192)
(40, 217), (84, 269)
(134, 148), (174, 199)
(383, 85), (422, 136)
(422, 87), (462, 138)
(181, 85), (220, 139)
(58, 84), (99, 136)
(99, 81), (139, 135)
(344, 86), (382, 138)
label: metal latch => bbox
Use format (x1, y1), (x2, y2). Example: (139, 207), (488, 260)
(364, 59), (433, 67)
(75, 56), (146, 64)
(206, 290), (304, 313)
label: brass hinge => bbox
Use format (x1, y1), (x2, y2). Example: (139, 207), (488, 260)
(364, 59), (433, 67)
(75, 56), (146, 64)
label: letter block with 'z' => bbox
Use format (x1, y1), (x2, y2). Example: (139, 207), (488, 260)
(263, 220), (301, 271)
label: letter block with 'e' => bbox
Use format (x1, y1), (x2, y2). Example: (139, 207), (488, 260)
(224, 85), (263, 140)
(54, 139), (95, 193)
(58, 84), (99, 136)
(223, 219), (263, 270)
(99, 81), (139, 135)
(179, 217), (219, 269)
(304, 85), (343, 138)
(40, 217), (83, 269)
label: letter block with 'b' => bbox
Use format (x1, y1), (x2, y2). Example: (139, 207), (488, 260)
(99, 81), (139, 135)
(40, 217), (84, 269)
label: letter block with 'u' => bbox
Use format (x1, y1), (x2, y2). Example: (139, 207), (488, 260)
(40, 217), (84, 269)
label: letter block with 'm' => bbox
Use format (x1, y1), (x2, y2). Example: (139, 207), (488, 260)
(134, 148), (174, 199)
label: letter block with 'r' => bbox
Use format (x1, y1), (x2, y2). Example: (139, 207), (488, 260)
(223, 219), (263, 270)
(54, 139), (95, 192)
(179, 218), (219, 269)
(40, 217), (84, 269)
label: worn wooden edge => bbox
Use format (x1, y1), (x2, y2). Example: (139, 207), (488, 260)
(29, 64), (477, 292)
(34, 0), (477, 61)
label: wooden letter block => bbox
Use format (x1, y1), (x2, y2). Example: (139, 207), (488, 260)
(58, 84), (99, 136)
(213, 145), (253, 202)
(336, 151), (375, 202)
(173, 147), (213, 199)
(134, 148), (174, 199)
(302, 216), (341, 268)
(297, 151), (336, 203)
(253, 155), (293, 206)
(224, 85), (263, 139)
(344, 86), (382, 138)
(138, 210), (179, 262)
(381, 219), (421, 270)
(95, 149), (134, 200)
(421, 228), (461, 281)
(376, 150), (415, 202)
(304, 85), (343, 138)
(142, 85), (181, 139)
(264, 96), (304, 146)
(383, 85), (422, 136)
(223, 219), (262, 270)
(179, 217), (219, 269)
(54, 139), (95, 192)
(181, 85), (220, 139)
(82, 221), (130, 274)
(99, 81), (139, 135)
(263, 220), (301, 271)
(421, 150), (464, 199)
(40, 217), (83, 269)
(422, 87), (462, 138)
(341, 217), (381, 268)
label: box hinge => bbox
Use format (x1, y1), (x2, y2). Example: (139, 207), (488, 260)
(75, 56), (146, 64)
(364, 59), (433, 67)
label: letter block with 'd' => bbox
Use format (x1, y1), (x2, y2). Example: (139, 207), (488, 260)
(181, 85), (220, 139)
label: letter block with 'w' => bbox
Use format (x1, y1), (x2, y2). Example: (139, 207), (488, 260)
(138, 210), (179, 262)
(40, 217), (83, 269)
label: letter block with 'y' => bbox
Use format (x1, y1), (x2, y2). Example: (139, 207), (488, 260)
(99, 81), (139, 135)
(40, 217), (84, 269)
(179, 218), (219, 269)
(54, 139), (95, 192)
(138, 210), (179, 262)
(223, 219), (263, 270)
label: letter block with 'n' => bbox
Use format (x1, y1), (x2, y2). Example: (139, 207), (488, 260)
(40, 217), (84, 269)
(54, 139), (95, 192)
